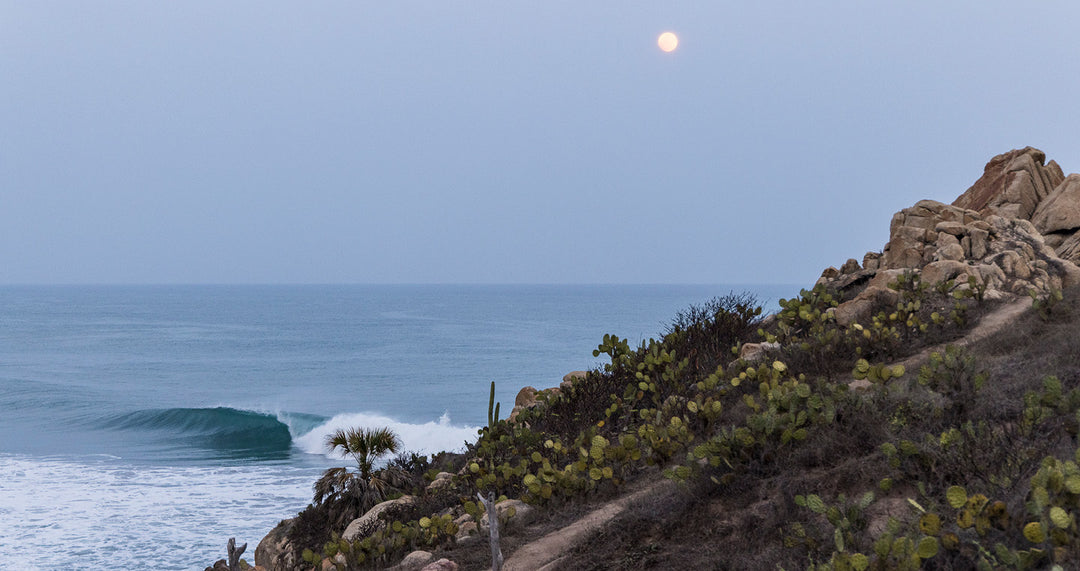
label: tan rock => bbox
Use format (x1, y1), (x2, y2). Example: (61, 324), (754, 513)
(738, 342), (780, 362)
(1045, 233), (1067, 248)
(934, 221), (966, 236)
(976, 264), (1007, 290)
(820, 266), (840, 279)
(562, 371), (587, 383)
(850, 379), (873, 391)
(936, 243), (965, 262)
(921, 260), (969, 285)
(1010, 279), (1034, 295)
(420, 559), (459, 571)
(936, 232), (960, 249)
(893, 223), (934, 244)
(255, 518), (297, 571)
(866, 269), (907, 291)
(992, 250), (1026, 280)
(391, 551), (435, 571)
(514, 386), (538, 408)
(834, 299), (874, 328)
(834, 286), (898, 328)
(883, 227), (929, 269)
(1033, 174), (1080, 234)
(840, 258), (861, 274)
(560, 371), (587, 390)
(1059, 258), (1080, 287)
(882, 201), (981, 269)
(952, 147), (1062, 220)
(426, 472), (454, 492)
(863, 252), (881, 272)
(969, 228), (989, 259)
(343, 496), (416, 541)
(454, 521), (478, 542)
(480, 499), (537, 531)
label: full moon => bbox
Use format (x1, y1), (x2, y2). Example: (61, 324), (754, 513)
(657, 32), (678, 53)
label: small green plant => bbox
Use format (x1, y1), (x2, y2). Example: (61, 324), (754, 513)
(915, 346), (986, 423)
(852, 358), (905, 383)
(1030, 287), (1064, 321)
(488, 380), (501, 429)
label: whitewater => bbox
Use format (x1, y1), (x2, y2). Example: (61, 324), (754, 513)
(0, 284), (791, 569)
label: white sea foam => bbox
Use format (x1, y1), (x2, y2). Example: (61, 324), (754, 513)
(0, 453), (321, 570)
(294, 411), (479, 458)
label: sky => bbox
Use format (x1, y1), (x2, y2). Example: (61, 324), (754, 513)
(2, 1), (1079, 285)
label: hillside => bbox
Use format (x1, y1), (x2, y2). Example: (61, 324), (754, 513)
(224, 148), (1080, 571)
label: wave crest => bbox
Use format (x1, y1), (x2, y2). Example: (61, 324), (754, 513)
(103, 407), (306, 457)
(102, 407), (478, 460)
(294, 411), (479, 458)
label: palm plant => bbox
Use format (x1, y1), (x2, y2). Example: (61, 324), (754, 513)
(313, 426), (403, 529)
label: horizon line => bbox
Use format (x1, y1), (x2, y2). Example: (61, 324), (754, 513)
(0, 281), (807, 287)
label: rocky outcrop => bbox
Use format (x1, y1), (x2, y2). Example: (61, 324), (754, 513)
(342, 496), (417, 541)
(820, 148), (1080, 322)
(1033, 174), (1080, 253)
(880, 200), (982, 270)
(254, 519), (298, 571)
(951, 146), (1065, 220)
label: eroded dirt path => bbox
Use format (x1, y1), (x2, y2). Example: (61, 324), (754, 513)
(892, 295), (1031, 371)
(500, 479), (675, 571)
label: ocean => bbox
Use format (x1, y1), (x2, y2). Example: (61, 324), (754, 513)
(0, 284), (795, 569)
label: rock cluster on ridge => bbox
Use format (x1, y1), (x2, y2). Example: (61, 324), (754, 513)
(817, 147), (1080, 326)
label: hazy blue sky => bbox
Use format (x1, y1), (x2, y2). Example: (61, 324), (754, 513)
(3, 2), (1079, 284)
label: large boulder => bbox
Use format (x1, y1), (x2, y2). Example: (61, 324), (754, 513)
(342, 496), (417, 541)
(1056, 233), (1080, 266)
(951, 146), (1064, 220)
(255, 518), (299, 571)
(480, 498), (537, 532)
(833, 286), (899, 328)
(560, 371), (588, 390)
(514, 386), (538, 408)
(921, 260), (971, 286)
(389, 550), (435, 570)
(1032, 174), (1080, 235)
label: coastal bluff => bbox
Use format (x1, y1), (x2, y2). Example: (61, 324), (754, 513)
(237, 146), (1080, 571)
